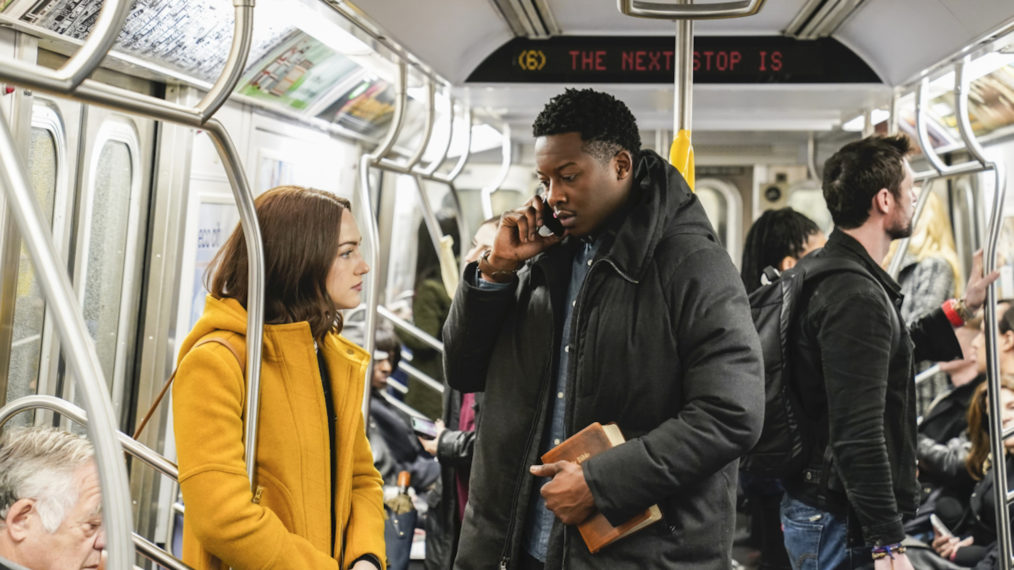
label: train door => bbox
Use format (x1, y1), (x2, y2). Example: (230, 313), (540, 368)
(695, 174), (745, 265)
(65, 105), (155, 427)
(0, 94), (81, 425)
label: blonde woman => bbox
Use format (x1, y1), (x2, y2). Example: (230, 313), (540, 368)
(173, 186), (386, 569)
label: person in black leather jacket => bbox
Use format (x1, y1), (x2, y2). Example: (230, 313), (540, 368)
(780, 134), (997, 570)
(443, 88), (763, 569)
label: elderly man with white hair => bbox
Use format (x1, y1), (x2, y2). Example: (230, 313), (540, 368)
(0, 427), (105, 570)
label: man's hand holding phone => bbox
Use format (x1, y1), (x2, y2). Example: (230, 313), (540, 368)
(479, 195), (563, 283)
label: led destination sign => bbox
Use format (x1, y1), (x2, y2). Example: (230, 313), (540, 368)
(467, 36), (880, 84)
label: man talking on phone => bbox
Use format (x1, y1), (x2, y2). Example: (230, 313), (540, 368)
(442, 88), (764, 569)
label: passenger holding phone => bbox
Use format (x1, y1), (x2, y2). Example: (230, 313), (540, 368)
(929, 377), (1014, 567)
(367, 326), (440, 493)
(442, 89), (764, 569)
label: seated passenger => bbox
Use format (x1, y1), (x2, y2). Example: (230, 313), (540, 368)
(172, 186), (385, 570)
(931, 377), (1014, 567)
(909, 310), (993, 537)
(368, 326), (440, 492)
(0, 426), (105, 570)
(421, 216), (498, 570)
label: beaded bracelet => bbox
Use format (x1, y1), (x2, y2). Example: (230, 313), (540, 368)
(871, 543), (906, 560)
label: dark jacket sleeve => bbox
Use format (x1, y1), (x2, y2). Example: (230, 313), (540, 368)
(917, 434), (971, 481)
(910, 307), (962, 363)
(814, 282), (905, 545)
(436, 429), (476, 468)
(442, 262), (517, 394)
(583, 241), (765, 524)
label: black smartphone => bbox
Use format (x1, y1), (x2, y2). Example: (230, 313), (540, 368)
(411, 416), (439, 439)
(538, 198), (565, 237)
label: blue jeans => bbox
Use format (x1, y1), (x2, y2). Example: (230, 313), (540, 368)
(780, 495), (873, 570)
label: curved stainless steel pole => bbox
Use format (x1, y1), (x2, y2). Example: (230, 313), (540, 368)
(203, 120), (265, 487)
(444, 108), (473, 182)
(413, 174), (446, 260)
(359, 62), (408, 420)
(674, 12), (693, 134)
(419, 95), (455, 176)
(956, 55), (1012, 570)
(196, 0), (256, 121)
(480, 122), (511, 219)
(916, 78), (950, 175)
(404, 79), (436, 170)
(50, 0), (132, 88)
(619, 0), (765, 19)
(0, 116), (133, 569)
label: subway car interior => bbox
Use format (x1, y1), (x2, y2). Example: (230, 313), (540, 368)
(1, 0), (1014, 568)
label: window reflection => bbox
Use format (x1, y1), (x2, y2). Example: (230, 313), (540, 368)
(82, 141), (133, 385)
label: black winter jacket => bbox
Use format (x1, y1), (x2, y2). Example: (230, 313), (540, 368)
(784, 230), (961, 546)
(442, 150), (764, 569)
(424, 388), (482, 570)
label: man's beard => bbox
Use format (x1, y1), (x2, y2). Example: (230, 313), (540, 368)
(887, 215), (913, 240)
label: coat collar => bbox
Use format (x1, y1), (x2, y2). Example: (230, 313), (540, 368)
(532, 150), (716, 283)
(825, 229), (902, 300)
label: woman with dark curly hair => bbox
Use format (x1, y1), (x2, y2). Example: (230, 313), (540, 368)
(740, 207), (825, 294)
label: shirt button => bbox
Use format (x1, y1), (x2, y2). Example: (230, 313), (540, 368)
(564, 345), (570, 353)
(586, 259), (592, 266)
(554, 438), (561, 445)
(557, 392), (564, 399)
(571, 300), (576, 307)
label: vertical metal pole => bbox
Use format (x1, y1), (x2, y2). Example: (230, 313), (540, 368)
(673, 5), (692, 134)
(479, 123), (511, 220)
(360, 62), (408, 420)
(956, 55), (1012, 569)
(203, 120), (265, 488)
(0, 111), (134, 569)
(671, 1), (695, 188)
(887, 87), (900, 136)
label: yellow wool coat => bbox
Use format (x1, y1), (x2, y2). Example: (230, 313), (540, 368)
(172, 296), (386, 569)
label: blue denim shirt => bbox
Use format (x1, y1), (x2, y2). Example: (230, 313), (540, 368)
(476, 240), (597, 562)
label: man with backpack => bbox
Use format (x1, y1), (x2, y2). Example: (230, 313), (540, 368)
(777, 134), (997, 570)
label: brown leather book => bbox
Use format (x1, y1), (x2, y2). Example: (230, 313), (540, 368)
(541, 422), (662, 553)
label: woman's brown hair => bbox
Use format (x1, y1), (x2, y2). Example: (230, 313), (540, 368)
(207, 185), (352, 341)
(966, 374), (1014, 479)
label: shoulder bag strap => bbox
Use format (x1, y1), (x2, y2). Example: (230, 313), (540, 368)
(132, 336), (244, 439)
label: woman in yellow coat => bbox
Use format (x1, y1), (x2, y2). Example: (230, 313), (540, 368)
(173, 186), (386, 569)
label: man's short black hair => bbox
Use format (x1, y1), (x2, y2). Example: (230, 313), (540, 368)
(532, 88), (641, 162)
(822, 134), (912, 229)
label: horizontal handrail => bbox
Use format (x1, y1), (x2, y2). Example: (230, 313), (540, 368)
(398, 361), (445, 395)
(378, 391), (431, 419)
(0, 395), (189, 569)
(377, 305), (444, 353)
(386, 377), (409, 394)
(618, 0), (766, 19)
(0, 395), (179, 479)
(133, 532), (192, 570)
